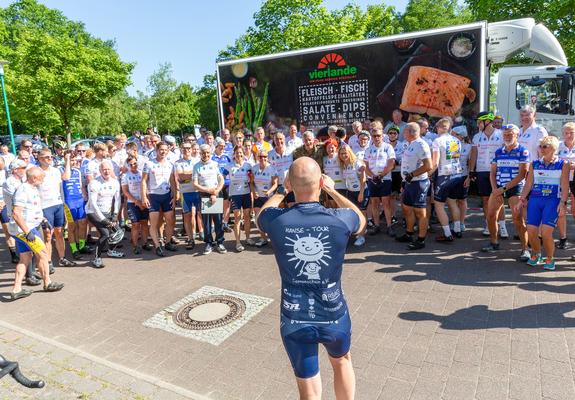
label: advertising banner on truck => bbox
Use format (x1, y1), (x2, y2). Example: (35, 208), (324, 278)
(217, 23), (485, 132)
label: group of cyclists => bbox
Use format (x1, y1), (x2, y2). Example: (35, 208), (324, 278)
(1, 104), (574, 300)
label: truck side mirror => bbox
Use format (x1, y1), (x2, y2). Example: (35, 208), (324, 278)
(525, 76), (546, 86)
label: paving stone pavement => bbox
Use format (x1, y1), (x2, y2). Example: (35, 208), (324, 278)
(1, 205), (575, 399)
(0, 324), (200, 399)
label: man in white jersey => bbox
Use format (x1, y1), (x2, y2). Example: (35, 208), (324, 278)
(175, 141), (201, 250)
(37, 149), (76, 269)
(384, 109), (407, 141)
(364, 127), (396, 235)
(193, 144), (226, 255)
(395, 122), (432, 250)
(269, 132), (295, 205)
(164, 135), (180, 164)
(431, 118), (465, 242)
(354, 130), (371, 160)
(86, 161), (123, 268)
(286, 124), (303, 154)
(121, 155), (151, 254)
(85, 143), (107, 183)
(142, 142), (178, 257)
(9, 167), (64, 300)
(556, 122), (575, 249)
(112, 133), (128, 167)
(518, 105), (547, 163)
(348, 121), (365, 153)
(469, 111), (506, 237)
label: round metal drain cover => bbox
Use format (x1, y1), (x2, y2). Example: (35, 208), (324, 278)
(173, 295), (246, 330)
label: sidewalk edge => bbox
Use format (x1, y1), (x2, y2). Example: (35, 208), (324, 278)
(0, 319), (211, 400)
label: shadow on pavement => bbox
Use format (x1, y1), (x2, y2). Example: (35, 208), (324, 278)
(399, 302), (575, 329)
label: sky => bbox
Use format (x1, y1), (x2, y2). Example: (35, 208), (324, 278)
(0, 0), (408, 95)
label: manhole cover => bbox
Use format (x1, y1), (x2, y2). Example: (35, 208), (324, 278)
(173, 295), (246, 330)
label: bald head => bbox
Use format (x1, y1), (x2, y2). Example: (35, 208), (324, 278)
(26, 166), (45, 186)
(288, 157), (321, 196)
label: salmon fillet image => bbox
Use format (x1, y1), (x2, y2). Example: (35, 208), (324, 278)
(400, 66), (471, 117)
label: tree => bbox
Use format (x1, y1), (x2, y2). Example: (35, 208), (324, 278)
(147, 63), (198, 133)
(218, 0), (400, 60)
(0, 0), (133, 142)
(466, 0), (574, 64)
(402, 0), (472, 32)
(196, 74), (219, 132)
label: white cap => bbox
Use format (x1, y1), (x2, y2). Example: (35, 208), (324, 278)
(164, 135), (176, 144)
(452, 125), (468, 137)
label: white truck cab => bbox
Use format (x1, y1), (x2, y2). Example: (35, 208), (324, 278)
(488, 18), (572, 134)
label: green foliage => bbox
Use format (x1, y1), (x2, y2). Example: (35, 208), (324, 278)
(195, 73), (219, 131)
(218, 0), (400, 60)
(0, 0), (133, 142)
(402, 0), (472, 31)
(147, 63), (199, 133)
(466, 0), (574, 64)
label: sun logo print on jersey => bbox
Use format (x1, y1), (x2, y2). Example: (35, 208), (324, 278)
(446, 140), (460, 160)
(286, 233), (332, 280)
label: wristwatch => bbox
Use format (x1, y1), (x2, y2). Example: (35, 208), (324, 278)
(276, 186), (286, 195)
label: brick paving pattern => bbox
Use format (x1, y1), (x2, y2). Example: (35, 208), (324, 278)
(0, 207), (574, 399)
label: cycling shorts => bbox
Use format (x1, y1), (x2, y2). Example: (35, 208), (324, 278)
(43, 204), (65, 228)
(127, 202), (149, 222)
(64, 203), (86, 223)
(526, 196), (560, 228)
(434, 175), (465, 202)
(280, 312), (351, 379)
(149, 192), (173, 213)
(402, 179), (430, 208)
(181, 192), (200, 214)
(13, 228), (45, 254)
(230, 193), (252, 211)
(476, 172), (492, 197)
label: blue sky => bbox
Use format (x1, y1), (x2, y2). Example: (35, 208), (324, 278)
(0, 0), (408, 95)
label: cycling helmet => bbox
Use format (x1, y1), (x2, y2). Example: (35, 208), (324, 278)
(476, 111), (494, 121)
(108, 226), (125, 246)
(53, 140), (67, 149)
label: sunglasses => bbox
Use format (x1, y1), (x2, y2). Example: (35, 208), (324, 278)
(76, 149), (86, 152)
(128, 163), (138, 167)
(372, 134), (383, 137)
(539, 144), (551, 149)
(388, 131), (399, 135)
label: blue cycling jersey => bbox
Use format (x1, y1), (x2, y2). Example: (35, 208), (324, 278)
(212, 154), (231, 186)
(531, 158), (565, 198)
(258, 202), (359, 323)
(492, 144), (529, 187)
(62, 167), (84, 208)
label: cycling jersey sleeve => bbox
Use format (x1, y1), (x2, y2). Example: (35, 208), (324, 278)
(258, 207), (287, 233)
(112, 182), (121, 217)
(87, 181), (106, 221)
(520, 148), (529, 163)
(331, 208), (360, 234)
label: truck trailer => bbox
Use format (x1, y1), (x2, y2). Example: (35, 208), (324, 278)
(216, 18), (571, 135)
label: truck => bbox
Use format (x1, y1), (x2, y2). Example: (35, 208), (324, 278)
(216, 18), (572, 135)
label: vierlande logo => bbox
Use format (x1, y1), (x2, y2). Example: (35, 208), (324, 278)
(308, 53), (357, 80)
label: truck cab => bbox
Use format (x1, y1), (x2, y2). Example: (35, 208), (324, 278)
(488, 18), (572, 134)
(496, 65), (574, 134)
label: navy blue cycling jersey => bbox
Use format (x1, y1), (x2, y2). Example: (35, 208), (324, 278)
(531, 158), (565, 198)
(492, 144), (529, 187)
(258, 202), (360, 323)
(212, 153), (231, 186)
(62, 167), (84, 208)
